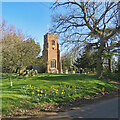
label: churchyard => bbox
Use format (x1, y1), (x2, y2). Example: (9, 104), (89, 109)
(1, 72), (119, 116)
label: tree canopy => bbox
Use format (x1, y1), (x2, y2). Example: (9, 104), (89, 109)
(51, 1), (120, 77)
(1, 21), (41, 73)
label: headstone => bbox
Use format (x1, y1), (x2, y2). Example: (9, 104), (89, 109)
(61, 69), (63, 74)
(73, 71), (75, 74)
(17, 73), (19, 76)
(35, 70), (38, 74)
(65, 69), (68, 74)
(20, 70), (23, 74)
(84, 68), (87, 74)
(80, 68), (83, 74)
(56, 69), (59, 74)
(26, 74), (28, 77)
(23, 71), (26, 76)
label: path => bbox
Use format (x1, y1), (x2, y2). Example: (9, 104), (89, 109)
(2, 97), (119, 120)
(46, 97), (119, 119)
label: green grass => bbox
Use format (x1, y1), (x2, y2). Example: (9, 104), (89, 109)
(103, 72), (120, 81)
(1, 73), (118, 115)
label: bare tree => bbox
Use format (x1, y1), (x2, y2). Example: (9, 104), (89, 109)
(51, 1), (120, 78)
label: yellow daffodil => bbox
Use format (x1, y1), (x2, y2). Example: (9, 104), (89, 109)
(37, 94), (39, 96)
(40, 94), (42, 96)
(45, 94), (46, 96)
(37, 98), (39, 101)
(32, 92), (34, 94)
(37, 90), (40, 92)
(41, 90), (43, 93)
(61, 92), (64, 94)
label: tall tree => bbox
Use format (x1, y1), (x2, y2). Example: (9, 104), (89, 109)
(51, 1), (120, 78)
(61, 53), (72, 72)
(1, 21), (40, 85)
(74, 44), (97, 72)
(103, 33), (119, 73)
(15, 38), (40, 75)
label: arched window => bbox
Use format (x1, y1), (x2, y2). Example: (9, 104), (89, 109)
(51, 40), (55, 46)
(51, 60), (56, 68)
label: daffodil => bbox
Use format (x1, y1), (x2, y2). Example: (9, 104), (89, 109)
(37, 90), (40, 92)
(40, 94), (42, 96)
(41, 90), (43, 93)
(32, 92), (34, 94)
(37, 98), (39, 101)
(61, 92), (64, 94)
(37, 94), (39, 96)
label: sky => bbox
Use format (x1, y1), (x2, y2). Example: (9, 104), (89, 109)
(2, 2), (55, 56)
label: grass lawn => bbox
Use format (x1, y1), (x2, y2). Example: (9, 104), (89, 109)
(1, 73), (119, 116)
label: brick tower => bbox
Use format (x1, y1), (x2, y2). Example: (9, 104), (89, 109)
(42, 33), (61, 73)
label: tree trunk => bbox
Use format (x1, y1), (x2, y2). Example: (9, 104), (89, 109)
(108, 58), (113, 73)
(9, 73), (12, 86)
(18, 65), (21, 76)
(107, 41), (113, 73)
(118, 57), (120, 73)
(97, 38), (105, 78)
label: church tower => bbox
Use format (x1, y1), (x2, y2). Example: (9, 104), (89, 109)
(42, 33), (61, 73)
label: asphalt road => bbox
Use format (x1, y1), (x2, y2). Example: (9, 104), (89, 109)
(47, 97), (119, 119)
(2, 97), (119, 120)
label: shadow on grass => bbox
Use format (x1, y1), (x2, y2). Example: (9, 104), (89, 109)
(2, 84), (26, 92)
(33, 73), (98, 82)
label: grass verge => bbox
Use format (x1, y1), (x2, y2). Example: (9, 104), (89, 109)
(2, 73), (119, 116)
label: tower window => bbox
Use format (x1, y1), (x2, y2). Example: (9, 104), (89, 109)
(51, 60), (56, 68)
(52, 40), (55, 46)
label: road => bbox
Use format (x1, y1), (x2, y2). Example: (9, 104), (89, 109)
(2, 97), (119, 120)
(47, 97), (119, 119)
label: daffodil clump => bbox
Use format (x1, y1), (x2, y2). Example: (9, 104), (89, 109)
(21, 84), (82, 103)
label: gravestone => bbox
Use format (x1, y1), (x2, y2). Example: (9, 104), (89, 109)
(65, 69), (68, 74)
(73, 71), (75, 74)
(56, 69), (59, 74)
(61, 70), (63, 74)
(34, 70), (38, 75)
